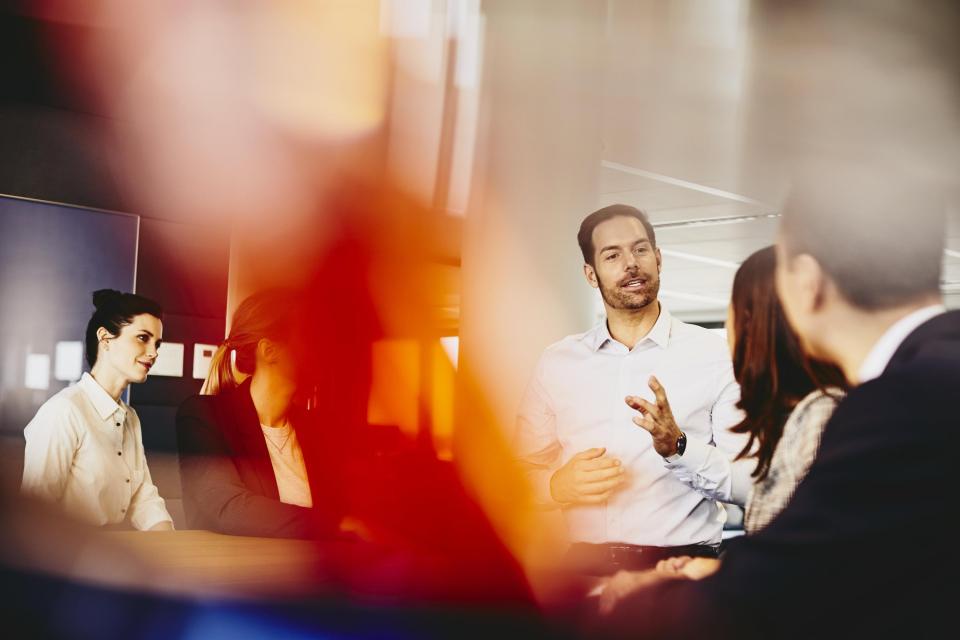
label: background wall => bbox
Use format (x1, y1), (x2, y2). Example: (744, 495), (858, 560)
(0, 8), (230, 524)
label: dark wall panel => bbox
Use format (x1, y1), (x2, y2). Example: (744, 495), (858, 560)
(0, 195), (138, 435)
(131, 218), (230, 512)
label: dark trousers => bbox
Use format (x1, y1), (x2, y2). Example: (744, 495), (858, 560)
(566, 542), (719, 577)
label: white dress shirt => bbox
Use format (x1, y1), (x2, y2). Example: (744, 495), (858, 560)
(857, 304), (946, 384)
(515, 305), (751, 547)
(21, 373), (173, 530)
(260, 423), (313, 508)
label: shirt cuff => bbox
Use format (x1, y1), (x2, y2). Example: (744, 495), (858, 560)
(529, 468), (562, 509)
(663, 435), (711, 474)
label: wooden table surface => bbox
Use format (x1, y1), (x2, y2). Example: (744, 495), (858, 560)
(93, 530), (332, 600)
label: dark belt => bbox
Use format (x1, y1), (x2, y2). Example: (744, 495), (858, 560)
(566, 542), (719, 576)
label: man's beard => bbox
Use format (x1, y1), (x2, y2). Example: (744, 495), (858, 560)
(598, 271), (660, 310)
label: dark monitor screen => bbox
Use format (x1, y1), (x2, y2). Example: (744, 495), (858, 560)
(0, 194), (138, 438)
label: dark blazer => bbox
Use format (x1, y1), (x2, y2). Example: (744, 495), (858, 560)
(601, 310), (960, 639)
(176, 380), (344, 538)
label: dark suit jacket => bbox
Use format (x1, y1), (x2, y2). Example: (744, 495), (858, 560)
(176, 380), (344, 538)
(601, 310), (960, 639)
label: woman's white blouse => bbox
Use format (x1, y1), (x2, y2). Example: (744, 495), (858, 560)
(21, 373), (173, 530)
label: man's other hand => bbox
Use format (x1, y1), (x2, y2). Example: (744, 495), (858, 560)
(549, 447), (625, 505)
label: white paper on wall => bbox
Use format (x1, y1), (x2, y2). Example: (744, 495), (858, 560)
(152, 342), (184, 377)
(25, 353), (51, 390)
(193, 343), (218, 380)
(54, 341), (84, 381)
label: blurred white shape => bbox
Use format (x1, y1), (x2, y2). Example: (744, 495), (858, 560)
(54, 341), (84, 381)
(660, 248), (740, 270)
(440, 336), (459, 369)
(152, 342), (184, 377)
(659, 289), (728, 306)
(25, 354), (51, 390)
(449, 0), (483, 89)
(591, 288), (606, 325)
(193, 343), (218, 380)
(380, 0), (433, 38)
(445, 3), (484, 216)
(601, 161), (768, 206)
(251, 1), (387, 139)
(708, 327), (728, 340)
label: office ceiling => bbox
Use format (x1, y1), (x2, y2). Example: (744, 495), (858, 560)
(597, 0), (960, 321)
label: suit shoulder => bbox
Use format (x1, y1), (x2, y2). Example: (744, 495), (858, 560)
(829, 366), (952, 434)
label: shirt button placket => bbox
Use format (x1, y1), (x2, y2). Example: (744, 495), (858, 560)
(115, 413), (124, 459)
(607, 351), (631, 543)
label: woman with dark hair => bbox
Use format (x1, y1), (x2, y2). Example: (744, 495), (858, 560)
(176, 289), (346, 538)
(600, 247), (847, 602)
(21, 290), (174, 531)
(726, 245), (848, 534)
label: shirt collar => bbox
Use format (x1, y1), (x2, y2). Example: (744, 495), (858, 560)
(587, 303), (673, 352)
(857, 304), (946, 384)
(78, 372), (125, 420)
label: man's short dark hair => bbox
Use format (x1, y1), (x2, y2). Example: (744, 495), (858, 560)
(780, 168), (945, 311)
(578, 204), (656, 266)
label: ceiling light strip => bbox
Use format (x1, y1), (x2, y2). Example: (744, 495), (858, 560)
(601, 160), (770, 206)
(659, 289), (729, 306)
(660, 248), (740, 269)
(652, 212), (781, 229)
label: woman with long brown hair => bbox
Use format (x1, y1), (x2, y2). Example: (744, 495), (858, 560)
(726, 246), (848, 534)
(176, 289), (345, 538)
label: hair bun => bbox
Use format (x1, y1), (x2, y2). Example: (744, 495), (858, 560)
(92, 289), (123, 310)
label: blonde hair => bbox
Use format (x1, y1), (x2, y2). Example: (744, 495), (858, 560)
(200, 289), (301, 395)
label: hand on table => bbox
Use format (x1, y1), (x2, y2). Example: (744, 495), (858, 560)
(655, 555), (721, 580)
(549, 447), (625, 505)
(597, 568), (674, 615)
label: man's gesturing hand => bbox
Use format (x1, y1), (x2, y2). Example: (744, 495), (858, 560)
(549, 447), (625, 505)
(625, 376), (683, 457)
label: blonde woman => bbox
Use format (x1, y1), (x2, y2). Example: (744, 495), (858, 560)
(176, 289), (345, 538)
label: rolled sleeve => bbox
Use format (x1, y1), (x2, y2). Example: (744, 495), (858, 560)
(664, 436), (753, 505)
(515, 359), (563, 507)
(664, 357), (753, 506)
(129, 464), (173, 531)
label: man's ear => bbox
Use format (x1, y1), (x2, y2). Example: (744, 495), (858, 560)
(655, 247), (662, 272)
(584, 263), (599, 289)
(793, 253), (828, 314)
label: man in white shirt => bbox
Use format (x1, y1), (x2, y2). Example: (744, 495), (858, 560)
(516, 204), (751, 574)
(596, 168), (955, 639)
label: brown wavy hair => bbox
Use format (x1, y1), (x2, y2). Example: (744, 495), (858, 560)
(730, 246), (848, 480)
